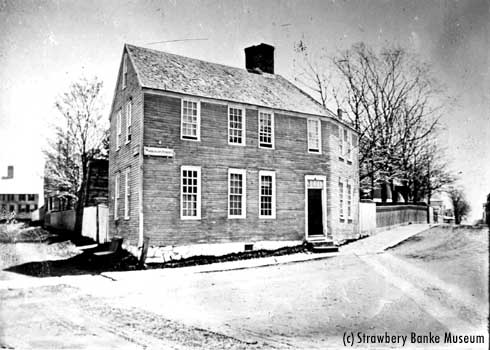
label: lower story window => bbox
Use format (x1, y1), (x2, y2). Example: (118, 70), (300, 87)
(339, 178), (344, 220)
(259, 170), (276, 218)
(228, 169), (246, 218)
(181, 166), (201, 219)
(347, 182), (353, 219)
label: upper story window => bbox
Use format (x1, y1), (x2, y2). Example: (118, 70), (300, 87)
(181, 99), (200, 141)
(339, 126), (344, 159)
(259, 170), (276, 219)
(19, 194), (26, 201)
(28, 194), (35, 201)
(181, 166), (201, 219)
(228, 169), (246, 219)
(345, 129), (351, 162)
(116, 109), (122, 150)
(258, 111), (274, 149)
(347, 130), (353, 162)
(122, 53), (128, 90)
(307, 118), (321, 153)
(126, 99), (132, 144)
(228, 106), (245, 145)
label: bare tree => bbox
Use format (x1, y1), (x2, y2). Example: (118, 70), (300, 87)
(44, 77), (107, 235)
(447, 187), (471, 224)
(294, 41), (454, 202)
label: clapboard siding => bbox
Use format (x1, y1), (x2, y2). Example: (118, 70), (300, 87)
(140, 93), (357, 246)
(108, 48), (142, 245)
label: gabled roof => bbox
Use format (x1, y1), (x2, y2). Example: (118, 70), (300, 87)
(125, 44), (336, 118)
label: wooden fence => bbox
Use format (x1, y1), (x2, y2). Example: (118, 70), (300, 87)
(359, 202), (428, 234)
(45, 209), (76, 232)
(376, 204), (428, 229)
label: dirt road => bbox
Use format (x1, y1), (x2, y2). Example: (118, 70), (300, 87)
(0, 225), (488, 349)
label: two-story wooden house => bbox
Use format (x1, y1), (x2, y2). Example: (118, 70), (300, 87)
(109, 43), (359, 257)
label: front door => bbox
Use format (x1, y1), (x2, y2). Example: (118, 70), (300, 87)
(305, 176), (327, 238)
(308, 188), (323, 235)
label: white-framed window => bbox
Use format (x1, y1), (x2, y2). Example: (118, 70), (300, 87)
(228, 106), (245, 145)
(122, 53), (127, 89)
(228, 169), (246, 219)
(258, 111), (274, 149)
(181, 166), (201, 219)
(339, 178), (344, 220)
(307, 118), (321, 153)
(346, 129), (352, 162)
(124, 167), (130, 219)
(259, 170), (276, 219)
(347, 180), (353, 220)
(116, 109), (122, 150)
(126, 99), (132, 144)
(114, 172), (120, 220)
(181, 99), (200, 141)
(339, 126), (344, 159)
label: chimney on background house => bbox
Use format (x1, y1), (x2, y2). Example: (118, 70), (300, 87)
(244, 43), (275, 74)
(337, 108), (344, 120)
(2, 165), (14, 179)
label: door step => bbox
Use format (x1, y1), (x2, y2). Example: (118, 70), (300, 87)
(306, 239), (338, 253)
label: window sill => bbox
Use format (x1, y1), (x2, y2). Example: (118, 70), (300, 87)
(258, 145), (274, 150)
(259, 216), (276, 220)
(308, 150), (321, 154)
(124, 216), (130, 220)
(125, 140), (131, 145)
(228, 215), (246, 219)
(228, 142), (246, 147)
(338, 156), (344, 161)
(181, 217), (202, 221)
(181, 137), (200, 142)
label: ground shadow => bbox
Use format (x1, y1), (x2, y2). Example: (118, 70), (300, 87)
(4, 250), (141, 277)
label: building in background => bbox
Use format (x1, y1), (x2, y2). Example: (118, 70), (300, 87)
(0, 165), (40, 221)
(108, 43), (359, 258)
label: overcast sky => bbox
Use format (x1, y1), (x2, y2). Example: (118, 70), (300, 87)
(0, 0), (488, 219)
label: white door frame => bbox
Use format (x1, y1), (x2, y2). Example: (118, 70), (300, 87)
(304, 175), (327, 238)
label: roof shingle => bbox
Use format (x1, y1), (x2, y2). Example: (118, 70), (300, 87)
(126, 44), (334, 118)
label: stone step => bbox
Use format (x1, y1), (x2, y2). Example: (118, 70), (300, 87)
(306, 240), (338, 253)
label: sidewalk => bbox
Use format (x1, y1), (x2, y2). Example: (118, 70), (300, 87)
(0, 223), (432, 288)
(102, 223), (431, 281)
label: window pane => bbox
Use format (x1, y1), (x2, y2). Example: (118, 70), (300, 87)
(182, 168), (199, 217)
(229, 172), (243, 216)
(308, 119), (320, 151)
(182, 101), (199, 139)
(259, 112), (273, 147)
(260, 175), (273, 216)
(229, 108), (243, 144)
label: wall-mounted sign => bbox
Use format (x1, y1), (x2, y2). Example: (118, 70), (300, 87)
(144, 146), (175, 158)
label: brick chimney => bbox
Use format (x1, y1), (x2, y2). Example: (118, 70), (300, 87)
(2, 165), (13, 179)
(244, 43), (274, 74)
(337, 108), (343, 120)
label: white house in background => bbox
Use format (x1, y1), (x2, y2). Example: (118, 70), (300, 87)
(0, 165), (43, 221)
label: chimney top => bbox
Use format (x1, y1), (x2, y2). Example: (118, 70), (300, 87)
(244, 43), (275, 74)
(1, 165), (13, 179)
(337, 108), (343, 120)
